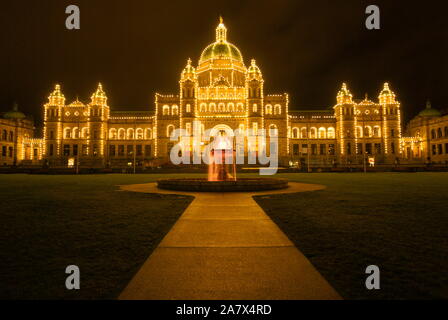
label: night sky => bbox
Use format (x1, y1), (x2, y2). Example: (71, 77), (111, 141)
(0, 0), (446, 124)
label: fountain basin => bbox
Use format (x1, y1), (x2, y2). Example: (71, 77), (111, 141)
(157, 178), (289, 192)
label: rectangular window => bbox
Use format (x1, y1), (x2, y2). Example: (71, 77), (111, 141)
(391, 129), (395, 137)
(82, 144), (88, 156)
(432, 144), (437, 155)
(357, 143), (363, 155)
(8, 147), (13, 157)
(73, 144), (78, 156)
(118, 145), (125, 156)
(127, 145), (133, 156)
(136, 145), (143, 156)
(365, 143), (372, 155)
(391, 142), (395, 154)
(301, 144), (308, 155)
(311, 144), (317, 155)
(375, 143), (381, 154)
(63, 144), (70, 156)
(33, 149), (38, 158)
(293, 144), (299, 155)
(328, 144), (335, 155)
(438, 144), (443, 155)
(2, 146), (6, 156)
(145, 145), (152, 157)
(319, 144), (326, 155)
(93, 144), (98, 156)
(109, 145), (116, 157)
(49, 144), (54, 156)
(445, 143), (448, 154)
(347, 143), (351, 155)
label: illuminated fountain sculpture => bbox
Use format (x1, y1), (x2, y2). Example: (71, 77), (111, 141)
(157, 129), (288, 192)
(208, 131), (237, 182)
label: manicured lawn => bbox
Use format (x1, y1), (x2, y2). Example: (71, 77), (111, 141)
(254, 173), (448, 300)
(0, 174), (194, 299)
(1, 172), (447, 300)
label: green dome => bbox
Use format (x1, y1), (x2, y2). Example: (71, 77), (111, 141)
(199, 41), (243, 64)
(418, 101), (441, 117)
(3, 104), (26, 119)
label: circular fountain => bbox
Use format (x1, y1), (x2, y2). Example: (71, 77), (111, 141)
(157, 178), (288, 192)
(157, 131), (288, 192)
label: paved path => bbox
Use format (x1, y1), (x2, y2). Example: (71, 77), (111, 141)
(118, 182), (341, 300)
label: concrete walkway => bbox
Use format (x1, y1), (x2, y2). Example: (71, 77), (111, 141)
(118, 182), (341, 300)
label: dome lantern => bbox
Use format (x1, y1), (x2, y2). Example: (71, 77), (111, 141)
(181, 58), (196, 81)
(216, 16), (227, 42)
(3, 102), (26, 120)
(247, 59), (263, 80)
(336, 83), (353, 104)
(91, 83), (108, 106)
(417, 100), (441, 117)
(48, 84), (65, 106)
(198, 17), (244, 65)
(379, 82), (396, 104)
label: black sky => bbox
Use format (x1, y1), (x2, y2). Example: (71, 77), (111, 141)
(0, 0), (446, 124)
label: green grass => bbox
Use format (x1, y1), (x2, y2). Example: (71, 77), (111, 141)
(254, 173), (448, 300)
(0, 174), (195, 299)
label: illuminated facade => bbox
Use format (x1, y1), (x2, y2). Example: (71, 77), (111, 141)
(2, 19), (448, 169)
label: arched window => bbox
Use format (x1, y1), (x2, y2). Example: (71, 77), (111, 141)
(72, 127), (79, 139)
(364, 126), (372, 137)
(81, 127), (89, 138)
(356, 126), (363, 138)
(136, 128), (144, 139)
(292, 127), (299, 139)
(127, 128), (134, 139)
(269, 124), (278, 137)
(162, 105), (170, 115)
(445, 127), (448, 137)
(373, 126), (381, 137)
(327, 127), (335, 139)
(145, 128), (152, 140)
(172, 105), (179, 115)
(310, 127), (317, 139)
(209, 103), (216, 112)
(237, 103), (244, 112)
(218, 103), (225, 112)
(431, 129), (436, 139)
(200, 103), (206, 112)
(186, 104), (191, 113)
(64, 127), (71, 139)
(274, 104), (281, 115)
(228, 103), (235, 112)
(437, 128), (443, 138)
(318, 127), (326, 139)
(252, 104), (257, 113)
(166, 125), (175, 138)
(109, 128), (117, 139)
(265, 104), (273, 115)
(118, 128), (125, 140)
(301, 127), (307, 139)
